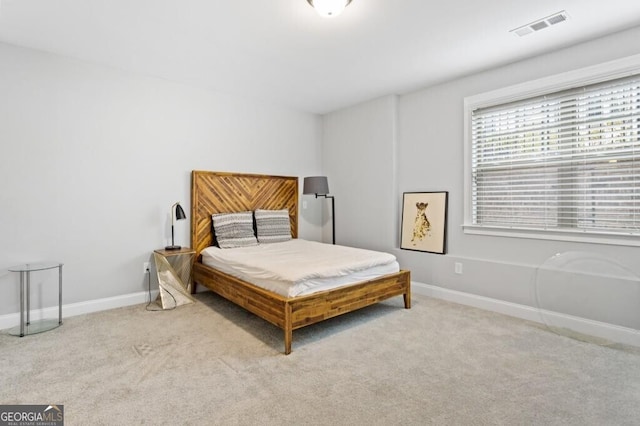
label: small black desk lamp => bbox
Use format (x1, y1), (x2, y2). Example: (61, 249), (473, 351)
(303, 176), (335, 244)
(165, 202), (186, 250)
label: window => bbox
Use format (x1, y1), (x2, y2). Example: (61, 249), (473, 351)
(464, 57), (640, 245)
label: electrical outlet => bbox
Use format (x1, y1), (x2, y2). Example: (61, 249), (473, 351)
(454, 262), (463, 275)
(143, 262), (150, 274)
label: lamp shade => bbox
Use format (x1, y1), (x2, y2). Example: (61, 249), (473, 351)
(175, 203), (186, 220)
(303, 176), (330, 195)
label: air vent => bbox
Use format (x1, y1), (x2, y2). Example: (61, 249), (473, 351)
(511, 10), (569, 37)
(530, 21), (549, 31)
(547, 13), (567, 25)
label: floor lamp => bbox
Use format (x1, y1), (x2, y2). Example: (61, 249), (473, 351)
(303, 176), (335, 244)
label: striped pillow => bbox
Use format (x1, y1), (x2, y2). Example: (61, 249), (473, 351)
(211, 211), (258, 248)
(255, 209), (291, 243)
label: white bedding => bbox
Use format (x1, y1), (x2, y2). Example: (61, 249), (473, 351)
(201, 239), (400, 297)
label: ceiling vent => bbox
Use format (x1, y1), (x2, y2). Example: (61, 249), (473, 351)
(511, 11), (569, 37)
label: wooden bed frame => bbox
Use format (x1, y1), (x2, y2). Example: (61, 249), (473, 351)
(191, 170), (411, 354)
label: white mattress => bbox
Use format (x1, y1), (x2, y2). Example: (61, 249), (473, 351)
(201, 239), (400, 297)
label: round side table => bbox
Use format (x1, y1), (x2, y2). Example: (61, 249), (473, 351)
(8, 262), (63, 337)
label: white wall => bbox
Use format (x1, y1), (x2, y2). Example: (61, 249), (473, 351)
(4, 24), (640, 336)
(323, 26), (640, 334)
(322, 95), (398, 251)
(0, 42), (323, 316)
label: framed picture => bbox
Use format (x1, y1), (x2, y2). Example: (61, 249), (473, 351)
(400, 191), (448, 254)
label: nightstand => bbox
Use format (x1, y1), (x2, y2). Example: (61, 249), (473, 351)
(153, 248), (196, 309)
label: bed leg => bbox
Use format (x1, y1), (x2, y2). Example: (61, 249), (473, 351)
(403, 272), (412, 309)
(284, 330), (292, 355)
(284, 303), (292, 355)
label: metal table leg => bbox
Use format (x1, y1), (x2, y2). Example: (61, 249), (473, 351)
(59, 265), (63, 325)
(19, 271), (25, 337)
(26, 271), (31, 326)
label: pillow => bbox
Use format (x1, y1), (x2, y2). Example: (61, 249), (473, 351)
(254, 209), (291, 243)
(211, 211), (258, 248)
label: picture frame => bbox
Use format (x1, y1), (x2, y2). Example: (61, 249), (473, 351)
(400, 191), (448, 254)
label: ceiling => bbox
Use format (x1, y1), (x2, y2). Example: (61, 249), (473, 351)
(1, 0), (640, 114)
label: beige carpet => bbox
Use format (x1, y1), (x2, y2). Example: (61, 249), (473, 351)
(1, 292), (639, 425)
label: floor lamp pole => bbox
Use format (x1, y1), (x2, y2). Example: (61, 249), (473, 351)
(328, 195), (335, 245)
(317, 194), (335, 245)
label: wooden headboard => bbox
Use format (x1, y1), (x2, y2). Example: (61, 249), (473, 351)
(191, 171), (299, 260)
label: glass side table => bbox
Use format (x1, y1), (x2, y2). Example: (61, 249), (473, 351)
(8, 262), (63, 337)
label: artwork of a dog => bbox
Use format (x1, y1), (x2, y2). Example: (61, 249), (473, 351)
(411, 202), (430, 245)
(401, 191), (448, 254)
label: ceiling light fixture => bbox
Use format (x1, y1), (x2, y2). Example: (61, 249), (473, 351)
(306, 0), (352, 18)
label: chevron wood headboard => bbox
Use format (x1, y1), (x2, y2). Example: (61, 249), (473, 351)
(190, 170), (299, 259)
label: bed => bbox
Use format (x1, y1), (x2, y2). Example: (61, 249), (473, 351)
(191, 170), (411, 354)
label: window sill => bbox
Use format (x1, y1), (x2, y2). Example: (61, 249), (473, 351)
(462, 224), (640, 247)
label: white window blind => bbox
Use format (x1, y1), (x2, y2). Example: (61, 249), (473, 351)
(470, 74), (640, 236)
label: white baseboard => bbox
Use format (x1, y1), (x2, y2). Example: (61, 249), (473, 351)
(412, 282), (640, 347)
(4, 283), (637, 348)
(0, 290), (159, 330)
